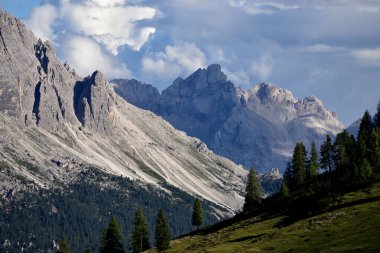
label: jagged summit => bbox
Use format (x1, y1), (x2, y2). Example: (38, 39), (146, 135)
(168, 64), (231, 92)
(112, 64), (344, 171)
(238, 82), (343, 127)
(243, 83), (298, 105)
(206, 64), (228, 83)
(0, 11), (246, 213)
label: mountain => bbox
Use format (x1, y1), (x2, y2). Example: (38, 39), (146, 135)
(0, 10), (247, 251)
(347, 118), (361, 137)
(112, 65), (344, 172)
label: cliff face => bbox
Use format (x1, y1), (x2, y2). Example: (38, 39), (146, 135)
(0, 10), (246, 214)
(113, 65), (344, 172)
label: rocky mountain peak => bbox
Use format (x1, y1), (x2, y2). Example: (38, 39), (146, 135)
(207, 64), (227, 84)
(113, 66), (344, 172)
(246, 83), (298, 105)
(261, 168), (282, 181)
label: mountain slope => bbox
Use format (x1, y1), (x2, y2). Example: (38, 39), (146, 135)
(147, 182), (380, 253)
(112, 65), (344, 172)
(0, 10), (246, 213)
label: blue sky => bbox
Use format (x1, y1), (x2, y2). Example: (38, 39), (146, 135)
(1, 0), (379, 126)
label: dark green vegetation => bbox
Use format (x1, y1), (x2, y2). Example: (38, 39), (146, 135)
(0, 168), (224, 253)
(100, 217), (125, 253)
(131, 208), (150, 253)
(282, 107), (380, 202)
(56, 238), (72, 253)
(191, 198), (204, 229)
(243, 167), (261, 213)
(148, 182), (380, 252)
(155, 209), (170, 253)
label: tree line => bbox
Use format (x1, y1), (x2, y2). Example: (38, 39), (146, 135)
(242, 101), (380, 214)
(55, 198), (204, 253)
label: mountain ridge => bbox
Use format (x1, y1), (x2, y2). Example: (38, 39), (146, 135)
(0, 9), (246, 214)
(112, 65), (344, 172)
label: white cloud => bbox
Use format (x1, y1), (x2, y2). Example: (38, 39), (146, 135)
(24, 4), (58, 42)
(229, 0), (380, 14)
(24, 0), (155, 80)
(352, 48), (380, 66)
(87, 0), (126, 7)
(298, 44), (346, 53)
(61, 35), (130, 78)
(224, 68), (250, 86)
(142, 42), (207, 79)
(251, 55), (274, 81)
(60, 1), (156, 54)
(229, 0), (300, 15)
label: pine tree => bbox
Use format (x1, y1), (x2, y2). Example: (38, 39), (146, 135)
(320, 135), (334, 173)
(307, 142), (319, 179)
(291, 142), (307, 186)
(131, 207), (150, 253)
(155, 209), (170, 253)
(375, 101), (380, 129)
(243, 167), (262, 213)
(358, 110), (373, 144)
(283, 161), (293, 190)
(368, 129), (380, 173)
(192, 198), (204, 229)
(359, 158), (373, 183)
(100, 217), (125, 253)
(84, 249), (92, 253)
(333, 130), (356, 182)
(56, 238), (72, 253)
(280, 181), (290, 200)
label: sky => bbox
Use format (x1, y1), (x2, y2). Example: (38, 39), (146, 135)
(0, 0), (379, 126)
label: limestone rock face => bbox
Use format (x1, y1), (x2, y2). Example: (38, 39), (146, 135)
(112, 78), (160, 112)
(0, 10), (246, 214)
(74, 71), (116, 134)
(113, 66), (344, 172)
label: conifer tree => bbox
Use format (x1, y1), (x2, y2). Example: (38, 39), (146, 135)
(243, 167), (262, 213)
(358, 110), (373, 144)
(131, 207), (150, 253)
(359, 158), (373, 183)
(56, 238), (72, 253)
(357, 136), (373, 183)
(369, 129), (380, 172)
(375, 101), (380, 129)
(155, 209), (170, 253)
(320, 135), (334, 173)
(307, 142), (319, 179)
(280, 181), (290, 200)
(84, 249), (92, 253)
(291, 142), (307, 186)
(100, 217), (125, 253)
(192, 198), (204, 228)
(283, 161), (293, 190)
(333, 130), (356, 182)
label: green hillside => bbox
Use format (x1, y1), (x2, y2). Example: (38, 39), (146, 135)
(148, 182), (380, 253)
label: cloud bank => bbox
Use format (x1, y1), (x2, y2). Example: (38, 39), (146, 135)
(19, 0), (380, 125)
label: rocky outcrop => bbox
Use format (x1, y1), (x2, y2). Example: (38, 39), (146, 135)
(112, 65), (344, 172)
(0, 10), (246, 214)
(73, 71), (116, 133)
(112, 78), (160, 112)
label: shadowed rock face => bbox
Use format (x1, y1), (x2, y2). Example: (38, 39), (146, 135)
(112, 78), (160, 112)
(0, 10), (246, 214)
(112, 66), (344, 172)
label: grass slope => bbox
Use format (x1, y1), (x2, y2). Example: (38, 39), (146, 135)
(148, 183), (380, 253)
